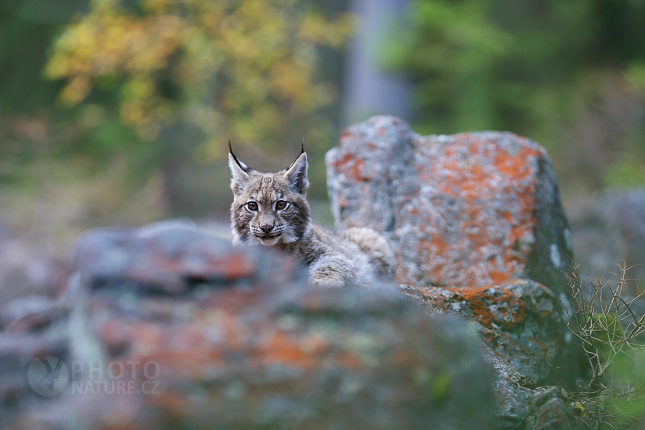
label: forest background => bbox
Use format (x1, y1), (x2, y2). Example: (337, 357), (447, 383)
(1, 0), (644, 253)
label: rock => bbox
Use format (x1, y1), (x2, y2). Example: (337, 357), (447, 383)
(0, 332), (69, 421)
(72, 220), (268, 294)
(0, 238), (70, 308)
(326, 117), (587, 428)
(1, 295), (68, 333)
(5, 221), (496, 430)
(566, 189), (645, 290)
(401, 280), (581, 429)
(326, 115), (573, 297)
(401, 280), (567, 386)
(525, 387), (590, 430)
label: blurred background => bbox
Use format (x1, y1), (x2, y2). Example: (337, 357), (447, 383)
(1, 0), (645, 301)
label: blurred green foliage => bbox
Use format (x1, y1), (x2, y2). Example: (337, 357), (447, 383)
(3, 0), (645, 223)
(611, 350), (645, 426)
(605, 154), (645, 189)
(386, 0), (645, 191)
(0, 0), (84, 114)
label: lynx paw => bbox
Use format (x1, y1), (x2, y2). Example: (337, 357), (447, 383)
(309, 254), (358, 287)
(310, 273), (345, 287)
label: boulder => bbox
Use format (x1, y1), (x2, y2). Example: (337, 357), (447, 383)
(1, 295), (68, 333)
(326, 116), (585, 429)
(401, 280), (584, 429)
(72, 220), (264, 294)
(525, 387), (590, 430)
(4, 221), (496, 430)
(326, 115), (573, 297)
(0, 331), (69, 419)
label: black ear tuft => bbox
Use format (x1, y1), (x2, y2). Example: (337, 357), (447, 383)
(287, 138), (306, 171)
(228, 140), (253, 194)
(229, 140), (252, 173)
(283, 149), (309, 195)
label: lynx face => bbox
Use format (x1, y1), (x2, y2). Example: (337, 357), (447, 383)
(228, 145), (311, 247)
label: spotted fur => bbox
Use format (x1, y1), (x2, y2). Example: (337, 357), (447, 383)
(228, 144), (395, 286)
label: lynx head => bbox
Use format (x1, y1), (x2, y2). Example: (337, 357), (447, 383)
(228, 141), (311, 246)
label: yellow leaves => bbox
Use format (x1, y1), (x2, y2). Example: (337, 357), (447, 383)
(270, 60), (314, 106)
(46, 0), (353, 158)
(48, 11), (184, 83)
(120, 15), (184, 73)
(119, 101), (164, 141)
(238, 0), (269, 21)
(90, 0), (120, 15)
(299, 12), (355, 47)
(59, 76), (91, 108)
(233, 104), (284, 143)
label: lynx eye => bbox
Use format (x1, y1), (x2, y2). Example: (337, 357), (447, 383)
(275, 200), (288, 210)
(246, 201), (258, 211)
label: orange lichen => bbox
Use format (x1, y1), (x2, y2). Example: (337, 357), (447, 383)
(393, 350), (415, 367)
(340, 129), (353, 140)
(259, 331), (316, 369)
(456, 287), (507, 327)
(217, 251), (257, 279)
(300, 335), (331, 355)
(148, 390), (188, 415)
(403, 135), (545, 288)
(335, 351), (362, 370)
(351, 158), (365, 179)
(331, 151), (372, 182)
(407, 285), (528, 330)
(489, 271), (510, 284)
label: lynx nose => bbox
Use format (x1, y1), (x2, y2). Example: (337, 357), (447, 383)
(260, 224), (274, 234)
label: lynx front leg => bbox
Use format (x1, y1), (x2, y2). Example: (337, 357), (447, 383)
(308, 253), (358, 287)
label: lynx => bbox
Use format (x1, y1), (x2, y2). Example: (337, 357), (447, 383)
(228, 142), (395, 286)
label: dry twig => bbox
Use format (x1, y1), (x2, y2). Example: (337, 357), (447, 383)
(562, 262), (644, 429)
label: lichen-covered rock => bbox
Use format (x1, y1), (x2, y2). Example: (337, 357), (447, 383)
(1, 295), (67, 333)
(326, 115), (573, 296)
(325, 116), (590, 430)
(4, 221), (496, 430)
(72, 220), (267, 294)
(401, 280), (567, 386)
(401, 280), (587, 430)
(0, 331), (69, 420)
(525, 387), (590, 430)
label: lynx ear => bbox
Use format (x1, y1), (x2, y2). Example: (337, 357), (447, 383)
(228, 140), (252, 194)
(284, 145), (309, 195)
